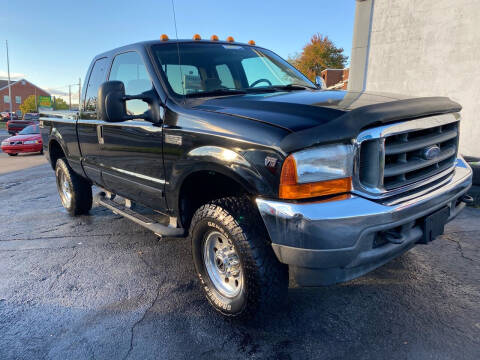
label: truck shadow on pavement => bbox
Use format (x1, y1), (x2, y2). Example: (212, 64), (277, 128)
(0, 166), (479, 359)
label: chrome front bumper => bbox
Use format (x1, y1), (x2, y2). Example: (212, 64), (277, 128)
(256, 158), (473, 286)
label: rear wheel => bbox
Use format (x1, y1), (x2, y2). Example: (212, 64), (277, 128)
(55, 158), (92, 216)
(7, 153), (17, 156)
(190, 196), (288, 318)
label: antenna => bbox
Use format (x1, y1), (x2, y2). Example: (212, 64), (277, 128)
(171, 0), (185, 101)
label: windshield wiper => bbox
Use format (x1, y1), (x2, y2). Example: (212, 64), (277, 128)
(243, 84), (317, 93)
(185, 89), (247, 98)
(271, 84), (317, 91)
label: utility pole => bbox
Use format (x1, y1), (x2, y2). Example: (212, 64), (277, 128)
(69, 84), (71, 110)
(5, 40), (12, 114)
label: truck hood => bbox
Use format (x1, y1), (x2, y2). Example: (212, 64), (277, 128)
(192, 90), (413, 132)
(192, 90), (461, 152)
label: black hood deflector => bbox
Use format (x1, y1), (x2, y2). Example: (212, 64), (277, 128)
(280, 97), (462, 153)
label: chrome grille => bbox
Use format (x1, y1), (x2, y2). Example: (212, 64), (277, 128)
(354, 113), (460, 199)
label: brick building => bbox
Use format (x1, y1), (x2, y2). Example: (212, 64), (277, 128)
(320, 68), (349, 89)
(0, 79), (50, 114)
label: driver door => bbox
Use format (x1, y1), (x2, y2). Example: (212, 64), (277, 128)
(99, 51), (167, 210)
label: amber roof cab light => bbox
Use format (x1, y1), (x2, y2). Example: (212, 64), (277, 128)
(226, 36), (235, 42)
(193, 34), (202, 40)
(279, 155), (352, 199)
(210, 35), (219, 41)
(160, 34), (169, 41)
(248, 40), (256, 45)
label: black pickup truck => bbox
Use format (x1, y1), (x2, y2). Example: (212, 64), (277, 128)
(40, 38), (473, 318)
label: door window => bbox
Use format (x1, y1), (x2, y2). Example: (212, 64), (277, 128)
(241, 56), (294, 87)
(109, 52), (152, 117)
(84, 57), (109, 112)
(161, 64), (200, 95)
(215, 64), (235, 89)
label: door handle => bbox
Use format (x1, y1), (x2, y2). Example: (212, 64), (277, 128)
(97, 125), (104, 144)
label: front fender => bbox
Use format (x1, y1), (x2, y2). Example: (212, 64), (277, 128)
(165, 145), (280, 216)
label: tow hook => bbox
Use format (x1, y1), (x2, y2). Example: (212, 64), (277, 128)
(460, 194), (474, 205)
(383, 229), (406, 244)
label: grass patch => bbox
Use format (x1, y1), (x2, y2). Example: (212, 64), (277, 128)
(0, 122), (6, 130)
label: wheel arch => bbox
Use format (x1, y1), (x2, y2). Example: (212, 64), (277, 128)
(48, 139), (67, 170)
(176, 165), (256, 229)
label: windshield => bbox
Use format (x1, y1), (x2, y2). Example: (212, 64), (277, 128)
(152, 42), (315, 97)
(18, 125), (39, 135)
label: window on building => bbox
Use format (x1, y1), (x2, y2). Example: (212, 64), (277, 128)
(84, 57), (109, 113)
(3, 95), (10, 104)
(109, 51), (152, 117)
(15, 96), (21, 104)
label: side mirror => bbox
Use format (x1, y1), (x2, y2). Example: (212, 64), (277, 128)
(315, 75), (326, 89)
(97, 80), (162, 123)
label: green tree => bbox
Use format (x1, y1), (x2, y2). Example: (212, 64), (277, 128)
(19, 95), (38, 114)
(290, 34), (348, 81)
(53, 98), (69, 110)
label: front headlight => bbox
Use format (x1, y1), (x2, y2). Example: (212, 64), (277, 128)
(23, 140), (39, 144)
(1, 141), (9, 146)
(279, 143), (354, 199)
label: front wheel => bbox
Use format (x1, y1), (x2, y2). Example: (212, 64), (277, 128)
(7, 153), (17, 156)
(190, 196), (288, 318)
(55, 158), (92, 216)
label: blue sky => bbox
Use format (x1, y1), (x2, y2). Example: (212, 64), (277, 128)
(1, 0), (355, 101)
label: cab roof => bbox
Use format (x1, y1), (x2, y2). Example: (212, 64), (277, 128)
(94, 39), (259, 60)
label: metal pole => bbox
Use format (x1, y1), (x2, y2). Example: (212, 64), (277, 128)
(6, 40), (12, 114)
(69, 85), (71, 110)
(78, 78), (81, 111)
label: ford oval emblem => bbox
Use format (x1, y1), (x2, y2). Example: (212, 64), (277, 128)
(423, 145), (441, 160)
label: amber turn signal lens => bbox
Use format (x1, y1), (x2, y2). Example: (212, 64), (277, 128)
(193, 34), (201, 40)
(160, 34), (169, 41)
(211, 34), (219, 41)
(279, 155), (351, 199)
(280, 155), (298, 185)
(248, 40), (256, 45)
(279, 178), (352, 200)
(226, 36), (235, 42)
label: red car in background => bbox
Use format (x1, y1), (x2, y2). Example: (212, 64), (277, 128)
(1, 124), (43, 156)
(6, 117), (37, 135)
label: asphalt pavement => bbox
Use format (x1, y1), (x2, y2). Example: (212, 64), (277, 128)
(0, 163), (479, 359)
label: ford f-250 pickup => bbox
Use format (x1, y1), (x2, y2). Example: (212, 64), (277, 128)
(40, 36), (473, 318)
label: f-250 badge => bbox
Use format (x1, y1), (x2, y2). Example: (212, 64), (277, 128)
(265, 156), (278, 168)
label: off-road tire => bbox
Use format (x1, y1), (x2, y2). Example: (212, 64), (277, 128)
(190, 196), (288, 318)
(55, 158), (92, 216)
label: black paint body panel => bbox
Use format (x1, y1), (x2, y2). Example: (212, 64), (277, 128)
(40, 40), (462, 227)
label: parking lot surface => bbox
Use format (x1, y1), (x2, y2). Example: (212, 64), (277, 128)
(0, 163), (479, 360)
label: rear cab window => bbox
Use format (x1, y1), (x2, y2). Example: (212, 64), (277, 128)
(83, 57), (109, 115)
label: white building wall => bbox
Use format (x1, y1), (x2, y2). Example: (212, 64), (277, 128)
(359, 0), (480, 157)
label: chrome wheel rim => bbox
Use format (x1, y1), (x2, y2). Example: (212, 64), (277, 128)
(58, 170), (72, 208)
(203, 231), (243, 298)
